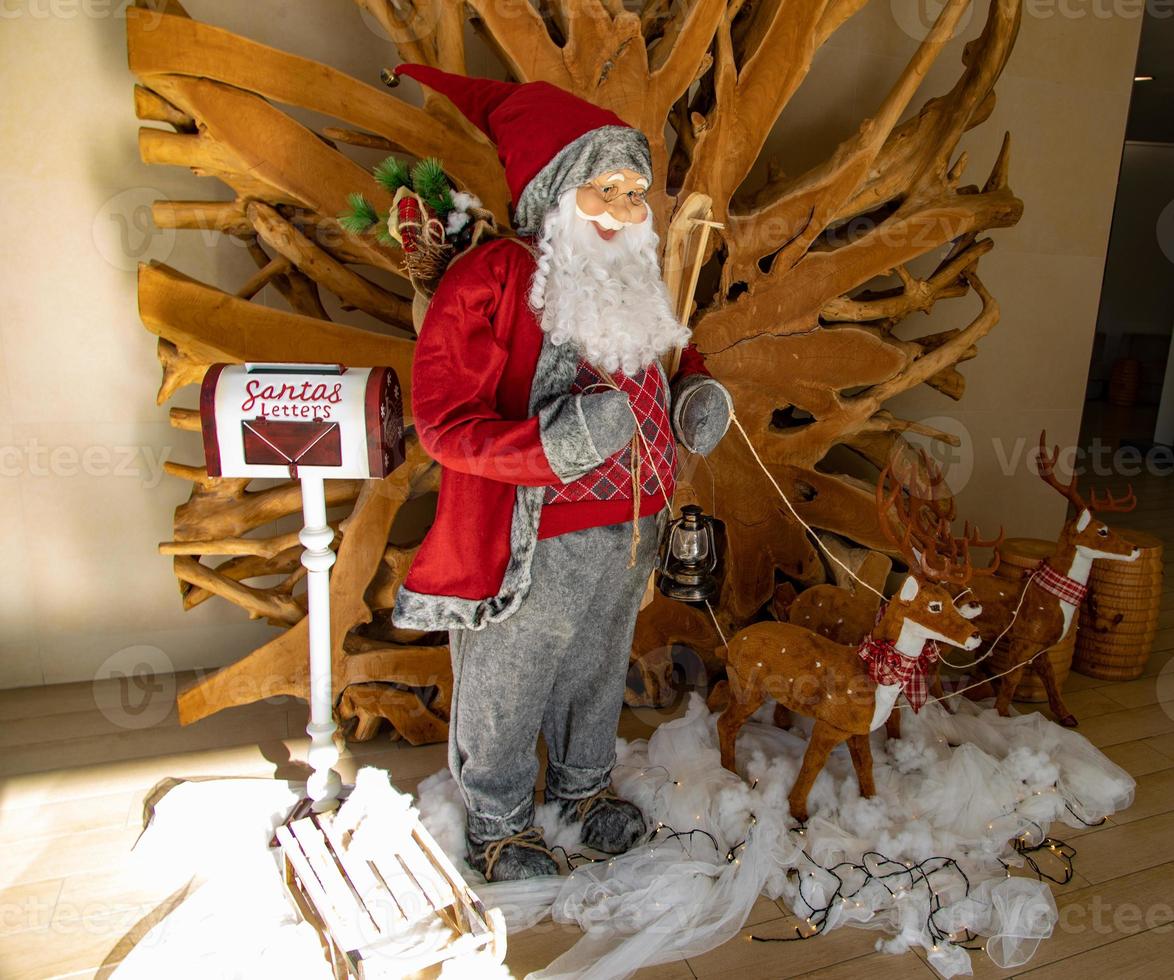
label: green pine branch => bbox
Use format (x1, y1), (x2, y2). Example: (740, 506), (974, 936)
(373, 156), (412, 194)
(375, 222), (396, 246)
(339, 193), (380, 235)
(411, 157), (454, 216)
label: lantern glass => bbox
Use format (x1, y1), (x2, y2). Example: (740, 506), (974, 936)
(671, 524), (709, 562)
(657, 505), (723, 603)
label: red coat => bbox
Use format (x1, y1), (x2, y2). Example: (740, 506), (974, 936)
(392, 238), (713, 632)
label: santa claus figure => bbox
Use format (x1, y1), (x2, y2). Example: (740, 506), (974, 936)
(390, 65), (732, 881)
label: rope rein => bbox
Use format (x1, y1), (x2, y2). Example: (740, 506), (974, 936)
(705, 598), (730, 651)
(905, 644), (1052, 712)
(728, 413), (886, 601)
(725, 410), (1053, 703)
(936, 571), (1039, 671)
(575, 365), (1046, 705)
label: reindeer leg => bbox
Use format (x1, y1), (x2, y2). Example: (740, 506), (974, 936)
(884, 708), (902, 740)
(1033, 654), (1078, 727)
(993, 642), (1030, 717)
(930, 668), (956, 714)
(707, 678), (730, 713)
(717, 678), (764, 774)
(773, 703), (793, 729)
(847, 733), (876, 798)
(789, 721), (844, 823)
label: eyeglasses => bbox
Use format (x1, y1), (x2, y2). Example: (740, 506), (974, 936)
(583, 181), (648, 207)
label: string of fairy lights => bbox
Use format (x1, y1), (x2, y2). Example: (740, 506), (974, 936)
(566, 763), (1093, 956)
(742, 825), (1077, 954)
(551, 816), (1077, 954)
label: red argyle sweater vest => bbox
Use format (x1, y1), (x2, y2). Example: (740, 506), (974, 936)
(538, 359), (676, 538)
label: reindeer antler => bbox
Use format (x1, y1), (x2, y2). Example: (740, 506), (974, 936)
(1036, 430), (1089, 511)
(909, 448), (957, 526)
(877, 463), (930, 570)
(1089, 485), (1137, 514)
(963, 519), (1004, 577)
(1036, 430), (1137, 515)
(876, 462), (976, 587)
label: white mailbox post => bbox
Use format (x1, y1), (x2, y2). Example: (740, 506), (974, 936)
(200, 363), (406, 811)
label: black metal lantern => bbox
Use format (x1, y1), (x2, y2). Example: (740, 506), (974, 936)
(657, 504), (722, 603)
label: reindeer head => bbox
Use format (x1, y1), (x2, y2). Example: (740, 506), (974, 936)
(876, 454), (994, 657)
(883, 574), (983, 655)
(1036, 432), (1139, 564)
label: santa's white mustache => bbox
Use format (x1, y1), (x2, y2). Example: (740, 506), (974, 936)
(574, 204), (629, 230)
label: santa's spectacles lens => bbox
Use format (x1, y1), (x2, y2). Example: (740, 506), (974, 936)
(586, 183), (647, 207)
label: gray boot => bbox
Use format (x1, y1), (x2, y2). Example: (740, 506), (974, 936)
(553, 787), (647, 855)
(466, 827), (559, 882)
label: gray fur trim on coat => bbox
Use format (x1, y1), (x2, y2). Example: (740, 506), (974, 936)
(512, 126), (653, 236)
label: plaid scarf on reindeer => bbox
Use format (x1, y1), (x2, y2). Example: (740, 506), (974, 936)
(1033, 560), (1088, 606)
(857, 603), (941, 713)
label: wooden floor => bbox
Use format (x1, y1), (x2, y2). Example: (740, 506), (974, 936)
(3, 406), (1174, 979)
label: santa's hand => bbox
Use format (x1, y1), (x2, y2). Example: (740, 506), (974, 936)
(671, 376), (733, 456)
(581, 390), (636, 457)
(539, 389), (634, 483)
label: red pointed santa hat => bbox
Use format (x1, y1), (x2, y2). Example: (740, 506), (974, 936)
(393, 64), (652, 235)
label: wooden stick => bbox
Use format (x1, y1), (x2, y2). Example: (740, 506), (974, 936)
(668, 215), (724, 378)
(236, 256), (291, 299)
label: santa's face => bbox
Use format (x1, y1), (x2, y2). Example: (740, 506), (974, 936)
(528, 177), (689, 375)
(574, 168), (649, 241)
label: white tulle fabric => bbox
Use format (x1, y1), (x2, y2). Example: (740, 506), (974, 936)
(110, 696), (1133, 980)
(421, 695), (1132, 978)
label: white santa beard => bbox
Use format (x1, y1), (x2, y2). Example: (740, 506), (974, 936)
(528, 189), (691, 375)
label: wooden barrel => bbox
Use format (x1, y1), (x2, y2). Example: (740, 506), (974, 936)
(988, 537), (1077, 702)
(1074, 529), (1163, 681)
(997, 538), (1056, 578)
(1108, 358), (1141, 407)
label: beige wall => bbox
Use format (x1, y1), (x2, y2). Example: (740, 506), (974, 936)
(0, 2), (1143, 688)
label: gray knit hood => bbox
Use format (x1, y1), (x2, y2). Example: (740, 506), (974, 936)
(513, 126), (652, 236)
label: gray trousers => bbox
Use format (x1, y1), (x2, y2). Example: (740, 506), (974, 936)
(448, 513), (663, 842)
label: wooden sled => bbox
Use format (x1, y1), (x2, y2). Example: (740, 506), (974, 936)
(276, 774), (506, 978)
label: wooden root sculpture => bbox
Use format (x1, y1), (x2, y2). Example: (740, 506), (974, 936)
(717, 469), (990, 822)
(127, 1), (1023, 740)
(966, 432), (1139, 726)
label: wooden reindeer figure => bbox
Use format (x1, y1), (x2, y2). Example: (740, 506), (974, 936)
(968, 432), (1139, 726)
(717, 470), (989, 822)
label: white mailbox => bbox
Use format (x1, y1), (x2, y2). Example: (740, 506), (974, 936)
(196, 361), (406, 816)
(199, 362), (405, 480)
